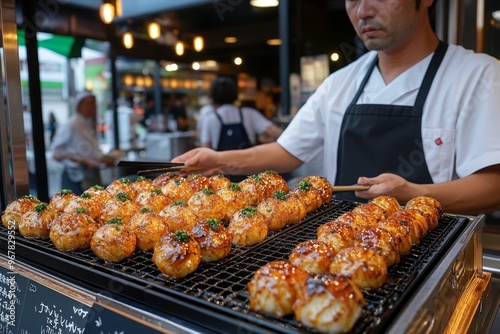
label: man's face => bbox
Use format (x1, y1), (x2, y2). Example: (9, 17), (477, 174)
(346, 0), (427, 52)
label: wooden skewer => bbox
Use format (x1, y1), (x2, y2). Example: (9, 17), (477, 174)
(331, 185), (370, 192)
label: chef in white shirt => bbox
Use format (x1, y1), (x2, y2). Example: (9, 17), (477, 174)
(173, 0), (500, 215)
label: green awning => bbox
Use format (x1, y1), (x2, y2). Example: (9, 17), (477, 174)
(17, 30), (86, 58)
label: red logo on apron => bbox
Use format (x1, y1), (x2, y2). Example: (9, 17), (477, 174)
(435, 138), (443, 145)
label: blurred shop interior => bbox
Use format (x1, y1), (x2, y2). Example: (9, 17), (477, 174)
(2, 0), (500, 207)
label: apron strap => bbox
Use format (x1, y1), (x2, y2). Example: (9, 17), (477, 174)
(414, 41), (448, 108)
(348, 54), (379, 108)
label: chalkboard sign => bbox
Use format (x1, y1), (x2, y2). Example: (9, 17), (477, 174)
(0, 264), (162, 334)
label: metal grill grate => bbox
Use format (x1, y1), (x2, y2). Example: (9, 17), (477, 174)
(0, 200), (468, 333)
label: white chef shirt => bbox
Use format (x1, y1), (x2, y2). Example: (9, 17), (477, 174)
(200, 104), (273, 149)
(278, 44), (500, 184)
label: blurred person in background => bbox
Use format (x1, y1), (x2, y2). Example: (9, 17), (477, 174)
(167, 92), (190, 132)
(50, 91), (115, 194)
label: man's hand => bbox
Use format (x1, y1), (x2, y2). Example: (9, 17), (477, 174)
(355, 173), (419, 204)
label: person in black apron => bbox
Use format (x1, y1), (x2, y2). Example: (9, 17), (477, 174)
(335, 41), (448, 202)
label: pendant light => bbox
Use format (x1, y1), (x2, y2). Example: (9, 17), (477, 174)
(250, 0), (279, 7)
(123, 31), (134, 49)
(148, 22), (161, 40)
(193, 36), (204, 52)
(99, 2), (115, 24)
(175, 41), (184, 56)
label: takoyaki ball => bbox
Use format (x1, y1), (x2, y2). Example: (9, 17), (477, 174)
(317, 220), (358, 252)
(352, 203), (386, 223)
(190, 218), (231, 262)
(369, 195), (401, 218)
(335, 211), (378, 231)
(207, 174), (231, 192)
(82, 185), (113, 212)
(97, 192), (140, 226)
(90, 217), (137, 263)
(256, 191), (290, 231)
(64, 192), (101, 221)
(152, 172), (179, 189)
(289, 240), (337, 275)
(353, 227), (401, 267)
(19, 203), (57, 238)
(405, 196), (443, 230)
(129, 208), (169, 251)
(293, 274), (365, 334)
(135, 189), (172, 213)
(247, 260), (309, 317)
(2, 195), (41, 230)
(283, 193), (307, 224)
(159, 200), (198, 232)
(187, 188), (226, 221)
(301, 175), (334, 204)
(289, 180), (323, 214)
(227, 206), (268, 247)
(106, 177), (137, 201)
(49, 189), (77, 215)
(186, 174), (210, 194)
(216, 182), (251, 221)
(131, 176), (155, 195)
(153, 230), (201, 279)
(49, 208), (98, 252)
(396, 209), (430, 243)
(378, 215), (414, 255)
(257, 170), (289, 199)
(329, 246), (387, 291)
(239, 175), (266, 206)
(161, 177), (194, 202)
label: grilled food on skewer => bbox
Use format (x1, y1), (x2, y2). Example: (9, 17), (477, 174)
(49, 207), (98, 252)
(49, 189), (77, 216)
(256, 190), (290, 231)
(19, 203), (57, 238)
(2, 195), (41, 230)
(405, 196), (443, 230)
(353, 227), (401, 266)
(300, 175), (333, 205)
(293, 275), (365, 334)
(90, 217), (136, 263)
(216, 182), (251, 221)
(98, 192), (140, 226)
(129, 208), (169, 251)
(153, 230), (201, 279)
(352, 203), (386, 223)
(317, 220), (358, 252)
(247, 260), (309, 317)
(289, 239), (337, 275)
(329, 246), (388, 290)
(257, 170), (289, 199)
(369, 195), (401, 218)
(159, 200), (197, 232)
(289, 179), (323, 214)
(135, 189), (172, 213)
(187, 187), (226, 221)
(238, 175), (266, 206)
(335, 211), (378, 231)
(227, 206), (268, 246)
(190, 218), (231, 262)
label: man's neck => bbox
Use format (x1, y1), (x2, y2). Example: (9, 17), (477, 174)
(377, 33), (440, 84)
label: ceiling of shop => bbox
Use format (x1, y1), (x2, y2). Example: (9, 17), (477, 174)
(21, 0), (353, 82)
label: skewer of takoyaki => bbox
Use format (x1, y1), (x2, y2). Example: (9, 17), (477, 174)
(187, 188), (226, 221)
(153, 230), (201, 279)
(227, 206), (268, 246)
(247, 260), (309, 317)
(369, 195), (401, 218)
(238, 175), (266, 206)
(2, 195), (41, 230)
(293, 274), (365, 334)
(353, 227), (401, 266)
(159, 200), (198, 232)
(19, 203), (57, 238)
(98, 192), (140, 226)
(288, 239), (337, 275)
(300, 175), (333, 205)
(317, 220), (358, 252)
(289, 179), (323, 214)
(216, 182), (251, 221)
(257, 170), (289, 199)
(256, 190), (290, 231)
(405, 196), (443, 230)
(90, 217), (137, 263)
(49, 208), (98, 252)
(190, 218), (231, 262)
(329, 246), (388, 290)
(129, 208), (169, 251)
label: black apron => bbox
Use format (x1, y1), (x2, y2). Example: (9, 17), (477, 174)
(213, 107), (252, 182)
(213, 107), (252, 151)
(335, 41), (448, 202)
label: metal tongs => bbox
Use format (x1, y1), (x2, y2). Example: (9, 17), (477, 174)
(117, 160), (203, 176)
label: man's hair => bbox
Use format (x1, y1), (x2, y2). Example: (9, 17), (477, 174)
(209, 77), (238, 105)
